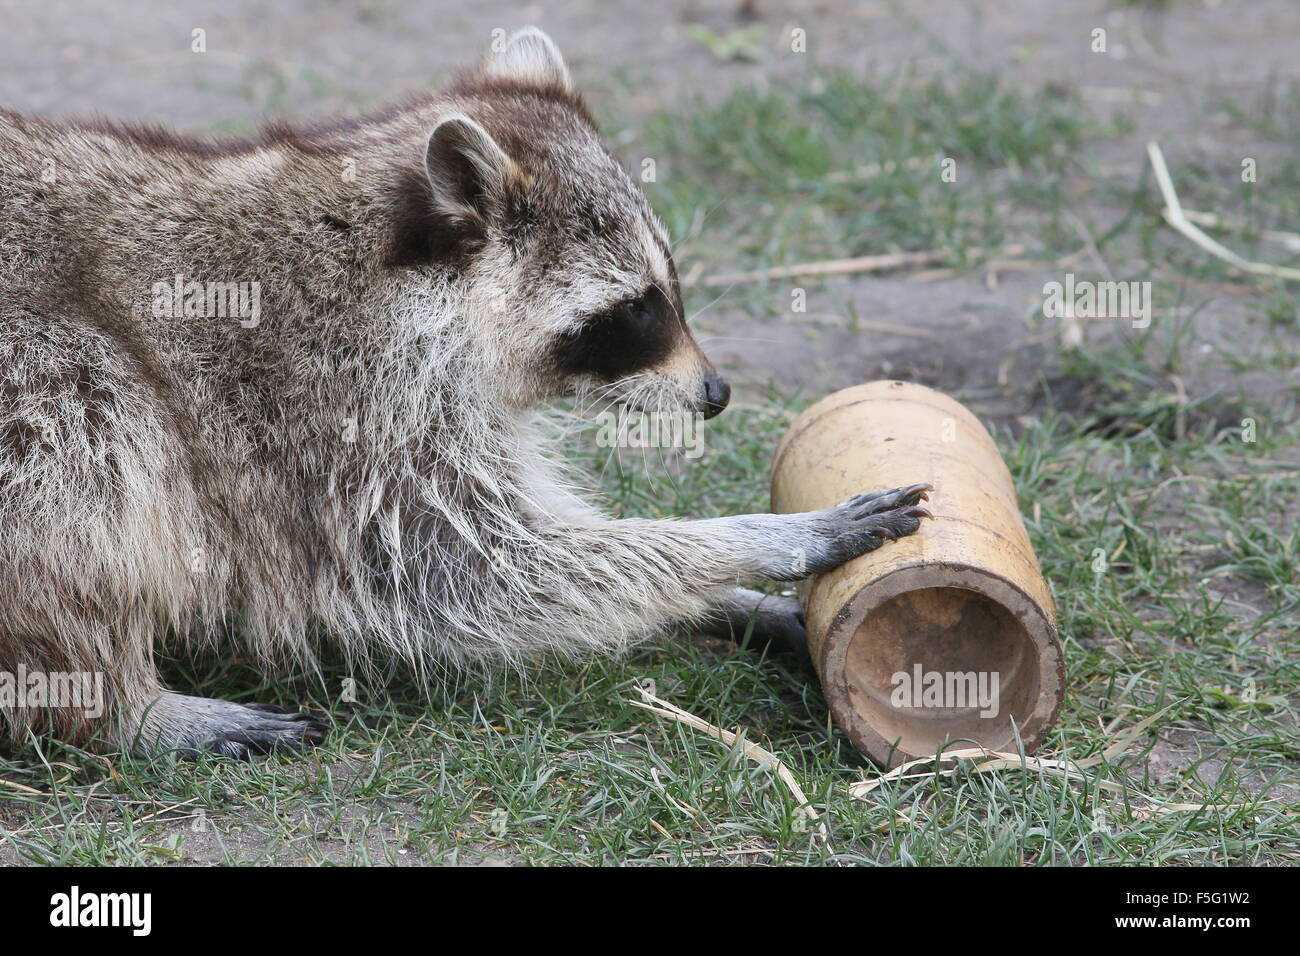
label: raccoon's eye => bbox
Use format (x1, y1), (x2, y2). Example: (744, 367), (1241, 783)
(550, 288), (679, 381)
(614, 296), (655, 336)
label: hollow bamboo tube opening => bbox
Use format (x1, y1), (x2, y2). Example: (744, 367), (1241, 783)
(770, 381), (1063, 767)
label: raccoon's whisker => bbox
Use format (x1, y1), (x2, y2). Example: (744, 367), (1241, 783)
(573, 377), (636, 418)
(656, 387), (691, 494)
(573, 386), (616, 418)
(685, 282), (736, 326)
(648, 277), (683, 326)
(662, 196), (731, 255)
(587, 378), (647, 420)
(694, 333), (792, 346)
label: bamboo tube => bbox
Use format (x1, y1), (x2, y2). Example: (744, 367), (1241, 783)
(770, 380), (1063, 767)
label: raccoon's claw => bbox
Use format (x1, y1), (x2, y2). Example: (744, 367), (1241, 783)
(876, 507), (930, 540)
(205, 717), (327, 759)
(903, 483), (934, 503)
(133, 694), (327, 760)
(204, 706), (328, 759)
(838, 482), (933, 515)
(816, 489), (933, 569)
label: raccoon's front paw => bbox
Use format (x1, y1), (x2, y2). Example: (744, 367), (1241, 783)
(135, 693), (328, 760)
(771, 483), (932, 581)
(819, 482), (932, 568)
(835, 482), (934, 517)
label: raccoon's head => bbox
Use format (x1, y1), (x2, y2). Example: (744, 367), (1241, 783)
(403, 27), (730, 420)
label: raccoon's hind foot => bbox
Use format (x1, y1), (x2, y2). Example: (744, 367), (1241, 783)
(133, 692), (328, 759)
(700, 588), (809, 660)
(696, 587), (806, 660)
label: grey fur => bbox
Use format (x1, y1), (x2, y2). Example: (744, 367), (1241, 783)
(0, 28), (929, 757)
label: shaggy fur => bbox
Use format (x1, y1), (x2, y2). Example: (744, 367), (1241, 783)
(0, 28), (930, 757)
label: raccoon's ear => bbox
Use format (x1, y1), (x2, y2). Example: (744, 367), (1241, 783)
(423, 114), (517, 225)
(483, 26), (572, 91)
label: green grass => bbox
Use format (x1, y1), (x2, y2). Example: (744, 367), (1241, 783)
(2, 378), (1294, 865)
(2, 66), (1298, 867)
(637, 68), (1096, 294)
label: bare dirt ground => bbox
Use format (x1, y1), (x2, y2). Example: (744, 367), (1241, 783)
(3, 0), (1297, 405)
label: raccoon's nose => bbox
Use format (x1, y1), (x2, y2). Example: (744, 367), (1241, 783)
(701, 371), (731, 419)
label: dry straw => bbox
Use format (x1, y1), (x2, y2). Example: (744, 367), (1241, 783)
(849, 703), (1245, 820)
(630, 691), (1245, 844)
(628, 684), (833, 851)
(1147, 140), (1300, 283)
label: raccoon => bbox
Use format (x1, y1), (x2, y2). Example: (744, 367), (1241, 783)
(0, 28), (931, 757)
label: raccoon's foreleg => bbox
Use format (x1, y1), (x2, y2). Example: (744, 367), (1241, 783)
(685, 483), (931, 655)
(522, 483), (931, 657)
(684, 482), (932, 582)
